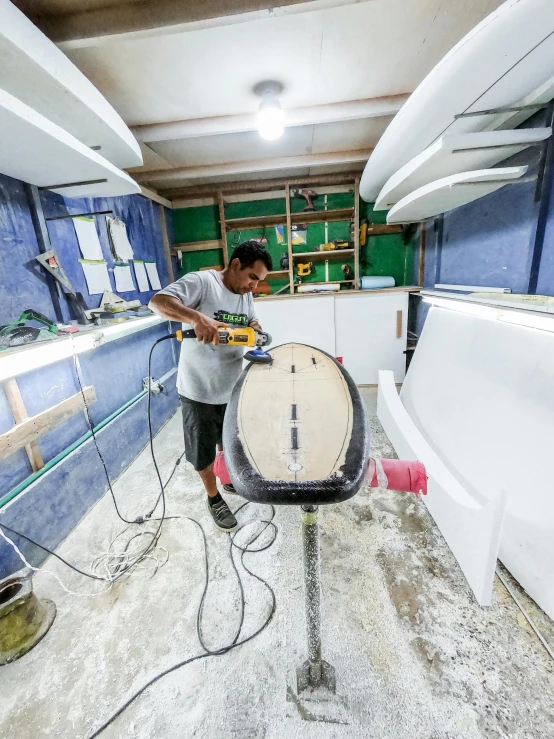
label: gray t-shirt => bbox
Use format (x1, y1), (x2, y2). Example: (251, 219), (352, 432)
(158, 270), (258, 405)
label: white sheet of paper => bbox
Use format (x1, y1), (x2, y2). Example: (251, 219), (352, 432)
(108, 217), (134, 260)
(79, 260), (112, 295)
(114, 264), (135, 293)
(74, 217), (103, 260)
(133, 260), (150, 292)
(145, 261), (162, 290)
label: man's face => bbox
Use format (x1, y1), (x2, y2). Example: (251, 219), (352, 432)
(230, 258), (269, 295)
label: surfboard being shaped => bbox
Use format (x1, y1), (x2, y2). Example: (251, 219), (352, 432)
(0, 86), (140, 198)
(386, 166), (528, 224)
(375, 128), (551, 211)
(223, 343), (369, 505)
(360, 0), (554, 202)
(0, 0), (141, 169)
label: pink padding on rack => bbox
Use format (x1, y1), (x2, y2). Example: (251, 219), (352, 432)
(213, 451), (232, 485)
(368, 458), (428, 495)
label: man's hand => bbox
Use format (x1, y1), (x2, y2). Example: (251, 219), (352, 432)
(192, 314), (228, 345)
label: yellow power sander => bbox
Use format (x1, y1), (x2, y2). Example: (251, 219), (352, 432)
(173, 325), (273, 364)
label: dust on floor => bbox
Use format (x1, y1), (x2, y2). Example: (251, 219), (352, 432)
(0, 388), (553, 739)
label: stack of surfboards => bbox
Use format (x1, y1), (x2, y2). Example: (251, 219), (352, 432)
(0, 0), (141, 197)
(360, 0), (554, 222)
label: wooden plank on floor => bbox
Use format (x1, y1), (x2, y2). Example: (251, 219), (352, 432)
(0, 386), (96, 461)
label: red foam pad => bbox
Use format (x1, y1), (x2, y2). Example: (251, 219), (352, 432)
(213, 450), (232, 485)
(368, 458), (427, 495)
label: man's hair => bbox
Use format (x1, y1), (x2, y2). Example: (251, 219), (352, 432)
(229, 240), (273, 272)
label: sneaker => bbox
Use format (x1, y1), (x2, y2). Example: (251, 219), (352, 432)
(222, 484), (236, 494)
(206, 497), (237, 532)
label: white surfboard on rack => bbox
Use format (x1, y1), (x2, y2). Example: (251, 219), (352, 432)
(386, 166), (528, 224)
(375, 128), (551, 211)
(0, 86), (140, 198)
(0, 0), (141, 170)
(360, 0), (554, 202)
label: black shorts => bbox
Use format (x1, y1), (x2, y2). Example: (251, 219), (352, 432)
(180, 395), (227, 472)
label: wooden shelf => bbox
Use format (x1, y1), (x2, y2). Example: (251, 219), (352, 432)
(224, 213), (286, 230)
(366, 224), (403, 235)
(266, 270), (289, 278)
(223, 206), (355, 231)
(173, 240), (221, 253)
(290, 207), (354, 225)
(292, 249), (355, 261)
(294, 280), (355, 287)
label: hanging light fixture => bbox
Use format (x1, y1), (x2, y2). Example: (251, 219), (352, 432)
(254, 81), (285, 141)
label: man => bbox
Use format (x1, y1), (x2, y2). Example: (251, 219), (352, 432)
(149, 240), (272, 532)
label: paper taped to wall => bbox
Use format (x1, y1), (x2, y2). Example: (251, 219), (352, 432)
(114, 263), (135, 292)
(145, 261), (161, 290)
(133, 260), (150, 292)
(79, 259), (112, 295)
(74, 217), (103, 260)
(107, 217), (134, 261)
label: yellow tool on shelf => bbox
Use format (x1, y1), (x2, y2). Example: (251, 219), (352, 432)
(318, 240), (351, 251)
(296, 262), (313, 278)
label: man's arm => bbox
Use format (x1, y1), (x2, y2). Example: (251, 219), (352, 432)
(149, 294), (226, 344)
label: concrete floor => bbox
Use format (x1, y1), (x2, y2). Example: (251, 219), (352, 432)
(1, 388), (553, 739)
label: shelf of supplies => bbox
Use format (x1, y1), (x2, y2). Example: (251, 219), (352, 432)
(266, 270), (289, 278)
(292, 249), (355, 261)
(290, 207), (354, 225)
(223, 206), (354, 231)
(294, 280), (355, 287)
(173, 240), (221, 253)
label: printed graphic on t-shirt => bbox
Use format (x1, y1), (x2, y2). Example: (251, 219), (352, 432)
(213, 310), (248, 326)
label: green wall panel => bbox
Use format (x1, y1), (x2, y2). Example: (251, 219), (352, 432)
(172, 194), (415, 287)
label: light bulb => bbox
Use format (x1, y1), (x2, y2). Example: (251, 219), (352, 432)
(258, 96), (284, 141)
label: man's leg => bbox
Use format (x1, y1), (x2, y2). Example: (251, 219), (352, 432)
(180, 396), (237, 532)
(197, 464), (218, 497)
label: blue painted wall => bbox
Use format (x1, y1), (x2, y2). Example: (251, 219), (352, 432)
(0, 173), (180, 577)
(411, 114), (554, 335)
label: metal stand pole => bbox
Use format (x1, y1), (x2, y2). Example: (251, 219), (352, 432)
(297, 505), (336, 694)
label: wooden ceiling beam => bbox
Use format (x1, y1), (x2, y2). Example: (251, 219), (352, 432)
(25, 0), (364, 49)
(159, 172), (362, 199)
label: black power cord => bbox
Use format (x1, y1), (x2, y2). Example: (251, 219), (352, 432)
(88, 508), (277, 738)
(87, 333), (279, 736)
(0, 336), (181, 584)
(0, 330), (279, 735)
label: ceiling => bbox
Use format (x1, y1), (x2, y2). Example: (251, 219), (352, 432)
(15, 0), (506, 197)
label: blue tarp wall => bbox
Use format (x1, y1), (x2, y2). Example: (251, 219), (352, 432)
(0, 174), (179, 577)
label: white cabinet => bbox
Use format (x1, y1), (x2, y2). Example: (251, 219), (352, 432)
(254, 296), (336, 356)
(335, 293), (408, 384)
(254, 292), (409, 385)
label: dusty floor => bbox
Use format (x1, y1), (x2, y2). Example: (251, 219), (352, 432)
(1, 388), (553, 739)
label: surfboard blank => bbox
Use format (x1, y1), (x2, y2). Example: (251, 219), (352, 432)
(386, 166), (528, 224)
(223, 343), (369, 505)
(375, 128), (551, 211)
(377, 370), (507, 607)
(0, 0), (141, 169)
(0, 86), (140, 198)
(360, 0), (554, 202)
